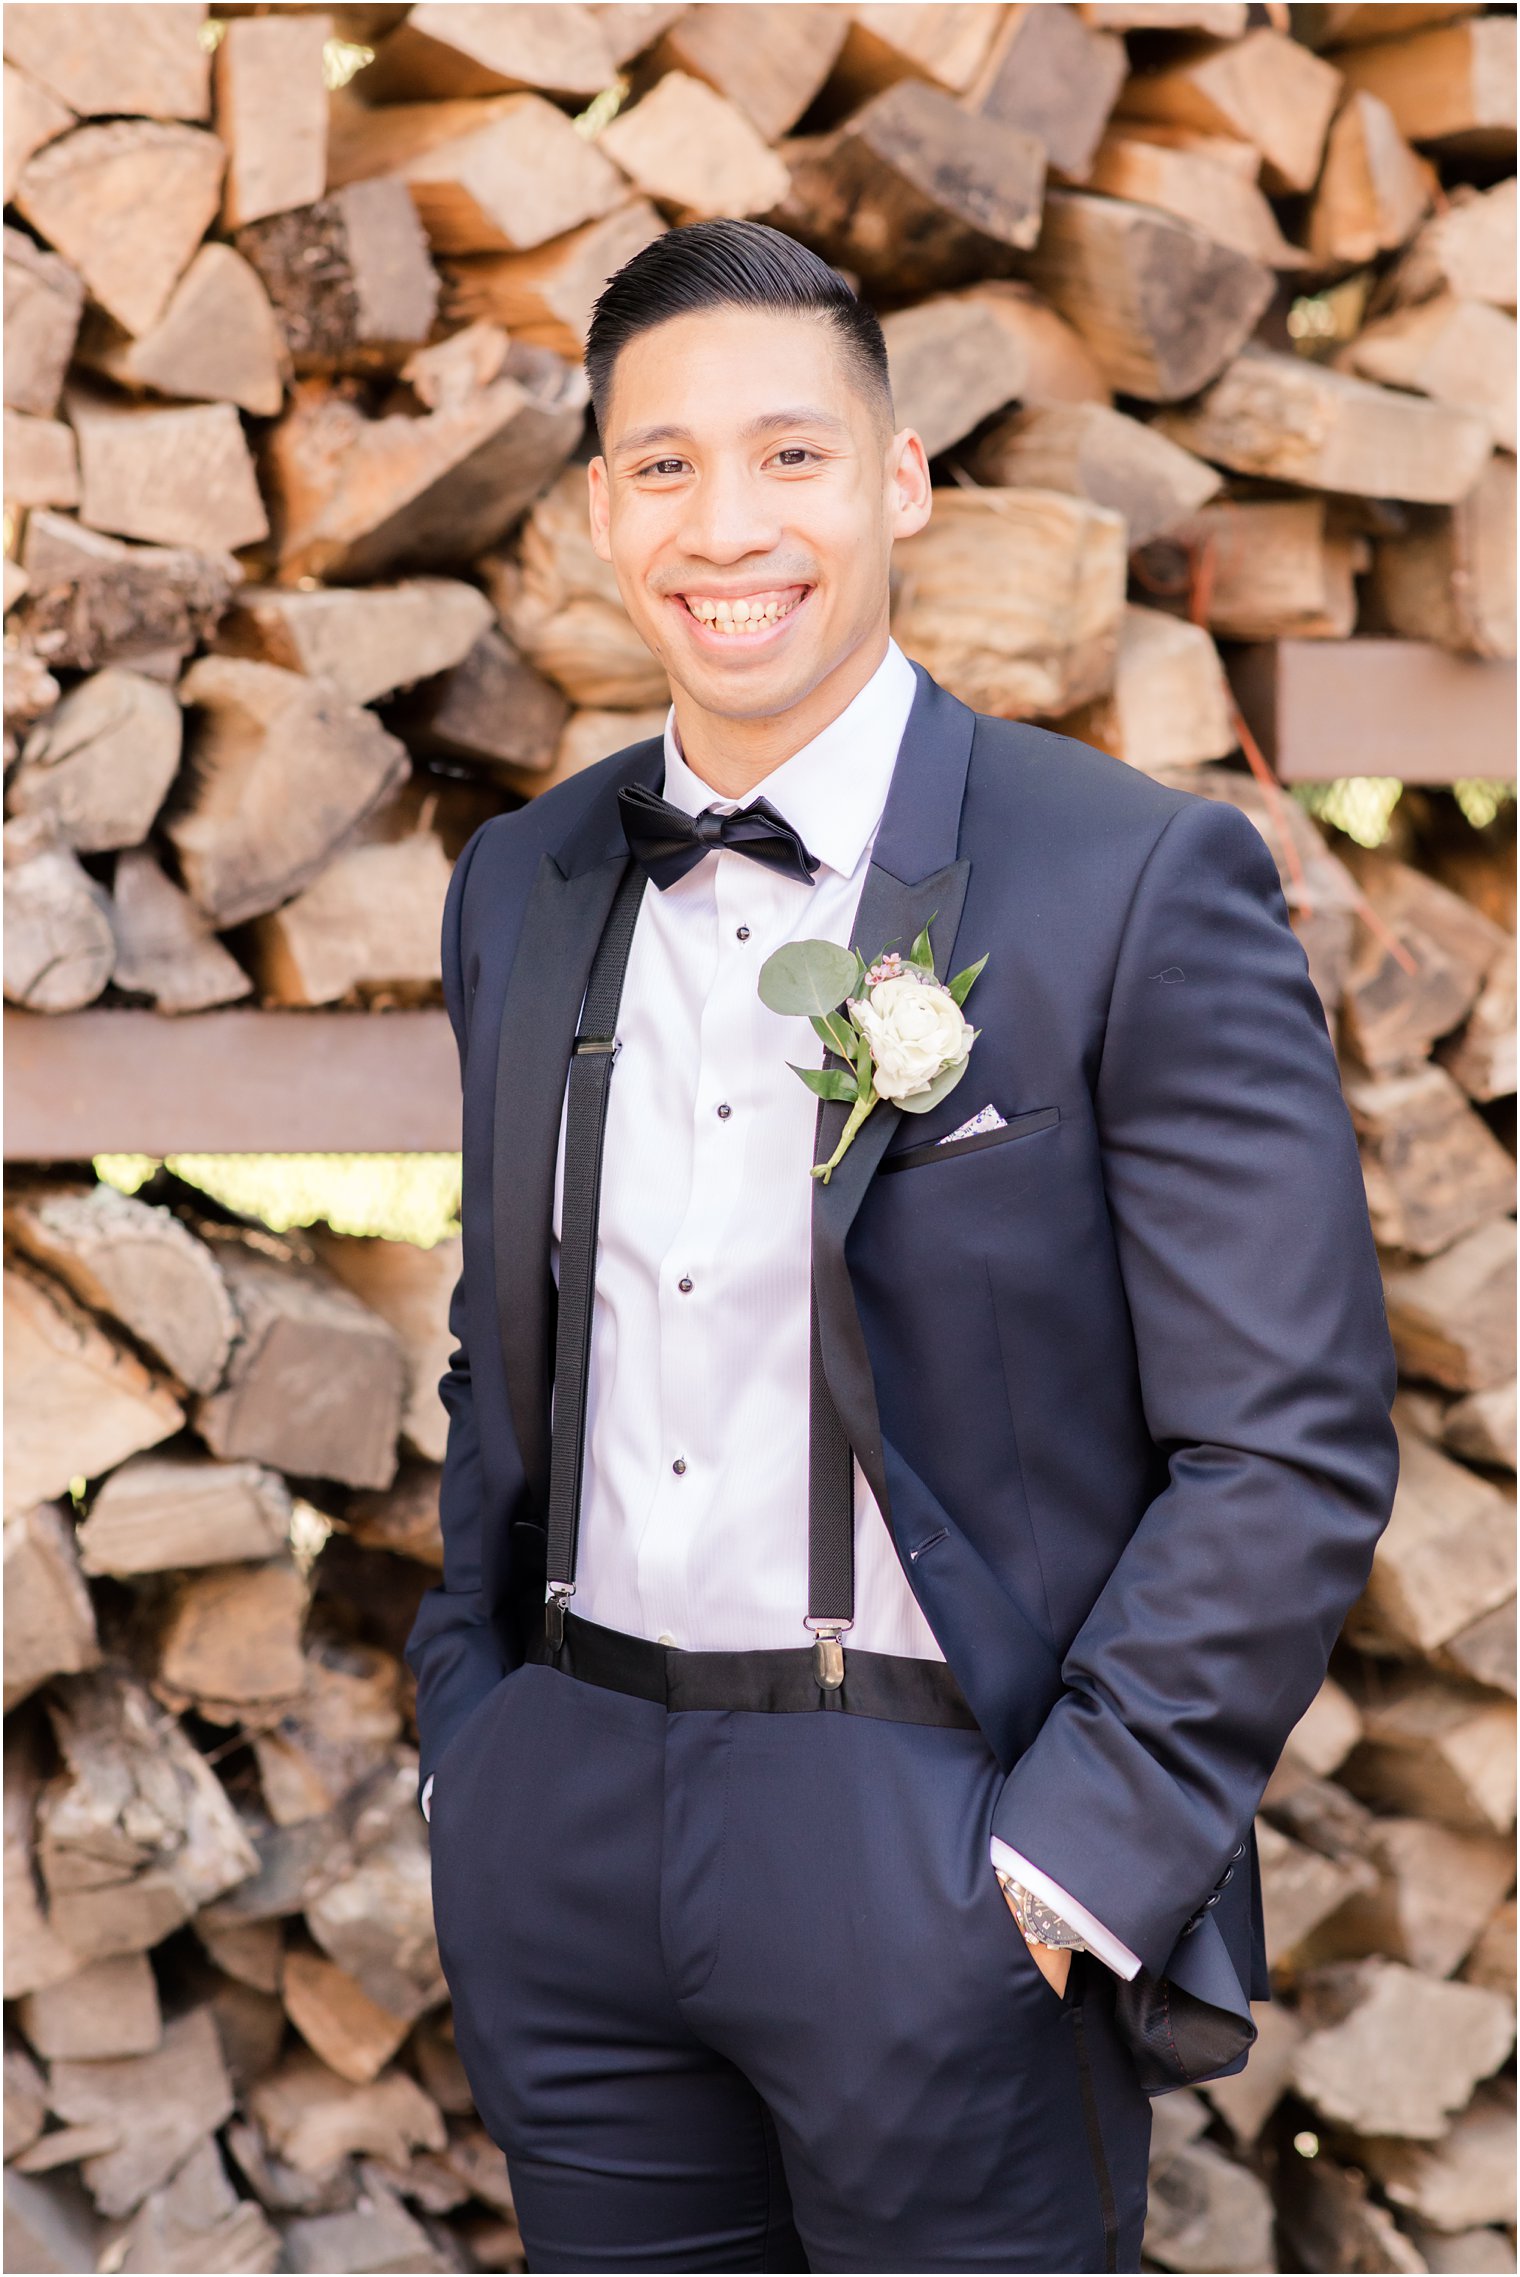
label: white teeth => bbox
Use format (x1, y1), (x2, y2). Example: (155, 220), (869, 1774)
(684, 591), (805, 630)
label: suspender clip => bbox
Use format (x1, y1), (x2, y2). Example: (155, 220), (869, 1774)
(807, 1620), (849, 1691)
(546, 1584), (574, 1650)
(574, 1033), (620, 1059)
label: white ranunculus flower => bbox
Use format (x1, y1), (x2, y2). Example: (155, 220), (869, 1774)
(849, 974), (975, 1102)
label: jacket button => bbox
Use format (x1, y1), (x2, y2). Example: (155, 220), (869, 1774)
(1205, 1891), (1221, 1907)
(1220, 1865), (1234, 1886)
(1232, 1841), (1246, 1859)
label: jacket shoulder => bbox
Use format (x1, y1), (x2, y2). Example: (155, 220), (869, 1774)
(965, 713), (1207, 846)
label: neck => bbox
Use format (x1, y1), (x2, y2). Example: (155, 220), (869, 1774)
(670, 620), (891, 802)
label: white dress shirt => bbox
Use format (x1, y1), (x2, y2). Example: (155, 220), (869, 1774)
(438, 634), (1137, 1979)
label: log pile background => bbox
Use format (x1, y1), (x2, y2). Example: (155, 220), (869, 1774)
(3, 3), (1515, 2271)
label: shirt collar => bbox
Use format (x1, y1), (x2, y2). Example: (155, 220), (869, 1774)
(659, 637), (918, 880)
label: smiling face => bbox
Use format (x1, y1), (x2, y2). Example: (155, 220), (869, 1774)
(587, 305), (931, 769)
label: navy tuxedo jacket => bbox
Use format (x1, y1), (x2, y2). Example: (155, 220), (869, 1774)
(408, 659), (1399, 2030)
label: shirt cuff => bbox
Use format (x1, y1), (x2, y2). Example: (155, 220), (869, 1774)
(420, 1773), (434, 1823)
(990, 1836), (1142, 1980)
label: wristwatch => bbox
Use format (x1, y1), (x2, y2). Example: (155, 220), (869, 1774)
(996, 1869), (1089, 1952)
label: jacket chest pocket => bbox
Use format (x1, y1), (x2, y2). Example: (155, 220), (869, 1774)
(880, 1104), (1060, 1175)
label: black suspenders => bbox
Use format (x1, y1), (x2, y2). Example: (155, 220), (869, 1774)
(543, 857), (857, 1693)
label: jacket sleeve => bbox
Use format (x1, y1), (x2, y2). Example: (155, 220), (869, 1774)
(405, 817), (509, 1802)
(989, 793), (1399, 1975)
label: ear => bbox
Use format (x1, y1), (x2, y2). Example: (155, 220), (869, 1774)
(586, 455), (612, 563)
(887, 428), (933, 542)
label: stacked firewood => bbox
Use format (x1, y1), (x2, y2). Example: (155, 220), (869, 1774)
(3, 3), (1514, 2271)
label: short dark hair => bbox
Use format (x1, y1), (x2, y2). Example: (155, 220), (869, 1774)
(585, 219), (893, 446)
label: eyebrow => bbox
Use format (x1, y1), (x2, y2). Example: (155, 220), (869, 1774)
(610, 407), (852, 458)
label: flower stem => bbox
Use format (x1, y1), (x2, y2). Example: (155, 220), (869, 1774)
(811, 1085), (878, 1182)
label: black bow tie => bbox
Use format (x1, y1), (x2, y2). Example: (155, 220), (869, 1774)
(617, 781), (819, 891)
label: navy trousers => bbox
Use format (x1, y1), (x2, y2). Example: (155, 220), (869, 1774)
(428, 1658), (1153, 2272)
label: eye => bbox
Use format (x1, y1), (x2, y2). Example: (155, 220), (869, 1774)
(637, 457), (688, 478)
(772, 447), (817, 467)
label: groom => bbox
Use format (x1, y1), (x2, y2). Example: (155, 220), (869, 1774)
(409, 220), (1398, 2273)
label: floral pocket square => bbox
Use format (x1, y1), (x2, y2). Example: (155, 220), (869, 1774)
(938, 1103), (1008, 1145)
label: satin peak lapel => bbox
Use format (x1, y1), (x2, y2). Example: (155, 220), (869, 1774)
(811, 664), (978, 1525)
(490, 737), (664, 1519)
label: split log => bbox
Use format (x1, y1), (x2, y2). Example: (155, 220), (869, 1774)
(1300, 6), (1482, 49)
(1332, 13), (1517, 158)
(388, 622), (571, 778)
(962, 3), (1129, 182)
(282, 2164), (450, 2274)
(198, 1809), (341, 1931)
(1351, 291), (1515, 452)
(283, 1948), (412, 2085)
(412, 2013), (474, 2117)
(1338, 841), (1508, 1075)
(213, 10), (329, 231)
(594, 4), (685, 69)
(48, 2005), (235, 2219)
(1342, 1401), (1514, 1658)
(2, 406), (79, 507)
(599, 70), (791, 225)
(441, 195), (666, 360)
(1304, 89), (1437, 270)
(1276, 2151), (1436, 2277)
(13, 509), (242, 678)
(956, 279), (1110, 409)
(1367, 448), (1515, 663)
(2, 224), (84, 416)
(1143, 2136), (1276, 2273)
(166, 656), (410, 928)
(2, 818), (117, 1009)
(215, 577), (492, 709)
(245, 828), (453, 1006)
(247, 2049), (445, 2173)
(327, 86), (627, 254)
(5, 2045), (48, 2164)
(355, 2), (617, 104)
(262, 331), (587, 580)
(1289, 1956), (1515, 2137)
(1362, 2077), (1517, 2238)
(234, 178), (439, 372)
(1006, 191), (1274, 400)
(642, 4), (849, 141)
(5, 1720), (80, 2001)
(68, 385), (269, 554)
(1435, 1596), (1517, 1698)
(1156, 496), (1365, 640)
(1385, 174), (1517, 312)
(111, 2132), (281, 2275)
(1309, 1816), (1517, 1980)
(156, 1559), (309, 1722)
(4, 651), (64, 740)
(1086, 124), (1311, 269)
(304, 1761), (447, 2021)
(2, 1256), (181, 1517)
(889, 486), (1127, 719)
(75, 243), (289, 417)
(1055, 604), (1235, 774)
(1254, 1815), (1379, 1968)
(771, 81), (1045, 295)
(826, 4), (1008, 106)
(3, 62), (76, 204)
(881, 295), (1023, 461)
(1279, 1674), (1365, 1787)
(8, 666), (182, 852)
(2, 1502), (99, 1709)
(12, 120), (225, 338)
(249, 1641), (404, 1825)
(1113, 25), (1344, 193)
(1342, 1668), (1516, 1837)
(1080, 2), (1247, 27)
(1, 2169), (102, 2275)
(110, 848), (257, 1014)
(344, 1462), (445, 1567)
(1152, 342), (1494, 502)
(308, 1230), (461, 1463)
(1200, 2000), (1305, 2151)
(76, 1448), (291, 1575)
(1341, 1062), (1516, 1256)
(1, 4), (211, 123)
(1382, 1223), (1517, 1394)
(196, 1917), (284, 1996)
(192, 1239), (407, 1490)
(18, 1950), (161, 2063)
(1444, 1381), (1517, 1474)
(36, 1672), (259, 1957)
(1463, 1895), (1518, 1996)
(965, 403), (1220, 545)
(494, 702), (668, 801)
(483, 464), (671, 708)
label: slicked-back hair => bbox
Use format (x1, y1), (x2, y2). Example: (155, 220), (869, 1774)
(585, 219), (894, 447)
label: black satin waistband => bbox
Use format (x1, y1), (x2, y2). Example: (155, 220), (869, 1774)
(527, 1608), (981, 1730)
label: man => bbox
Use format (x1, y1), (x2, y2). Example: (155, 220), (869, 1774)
(409, 220), (1398, 2273)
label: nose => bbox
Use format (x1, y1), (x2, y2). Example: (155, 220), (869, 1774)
(676, 454), (783, 569)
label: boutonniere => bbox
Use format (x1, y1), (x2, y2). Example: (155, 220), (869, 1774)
(757, 920), (989, 1182)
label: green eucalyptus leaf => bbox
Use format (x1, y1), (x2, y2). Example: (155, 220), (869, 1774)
(757, 939), (859, 1018)
(893, 1049), (975, 1116)
(789, 1063), (859, 1102)
(908, 918), (937, 971)
(947, 952), (989, 1006)
(810, 1009), (856, 1062)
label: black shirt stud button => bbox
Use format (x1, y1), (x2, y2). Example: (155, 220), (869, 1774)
(736, 925), (751, 940)
(672, 1457), (687, 1475)
(716, 1102), (732, 1119)
(678, 1276), (693, 1293)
